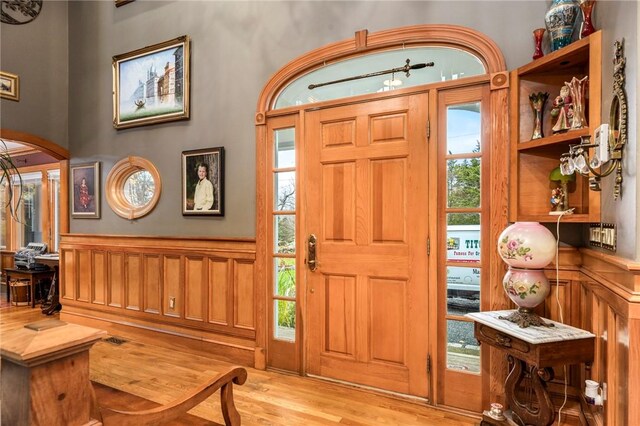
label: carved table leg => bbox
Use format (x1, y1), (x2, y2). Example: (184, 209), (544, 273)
(505, 355), (555, 426)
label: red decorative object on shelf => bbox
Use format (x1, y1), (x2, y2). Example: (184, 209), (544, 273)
(532, 28), (545, 60)
(580, 0), (596, 38)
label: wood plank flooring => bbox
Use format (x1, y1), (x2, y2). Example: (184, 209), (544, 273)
(1, 304), (477, 425)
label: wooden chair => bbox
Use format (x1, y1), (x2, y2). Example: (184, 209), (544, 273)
(91, 366), (248, 426)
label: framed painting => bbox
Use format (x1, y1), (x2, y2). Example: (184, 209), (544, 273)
(71, 162), (101, 219)
(182, 147), (224, 216)
(0, 71), (19, 101)
(113, 35), (190, 129)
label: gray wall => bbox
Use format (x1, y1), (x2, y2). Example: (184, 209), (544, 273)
(595, 1), (638, 260)
(0, 0), (69, 147)
(65, 0), (550, 238)
(2, 1), (638, 260)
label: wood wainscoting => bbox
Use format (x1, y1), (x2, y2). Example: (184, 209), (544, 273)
(58, 234), (259, 367)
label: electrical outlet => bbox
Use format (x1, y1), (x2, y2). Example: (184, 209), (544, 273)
(169, 297), (175, 309)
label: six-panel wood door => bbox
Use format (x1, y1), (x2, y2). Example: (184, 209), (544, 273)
(304, 94), (430, 397)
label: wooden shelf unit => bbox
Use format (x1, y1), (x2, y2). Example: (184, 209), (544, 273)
(509, 31), (601, 223)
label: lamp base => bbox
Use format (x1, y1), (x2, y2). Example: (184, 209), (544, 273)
(499, 308), (554, 328)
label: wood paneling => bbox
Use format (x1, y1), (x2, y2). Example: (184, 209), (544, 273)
(208, 258), (228, 325)
(77, 249), (91, 302)
(108, 253), (124, 308)
(93, 251), (107, 305)
(59, 234), (257, 366)
(163, 255), (182, 319)
(234, 260), (255, 330)
(143, 255), (161, 314)
(126, 254), (141, 311)
(185, 256), (206, 322)
(370, 278), (405, 365)
(323, 162), (356, 242)
(371, 159), (406, 243)
(324, 275), (356, 357)
(322, 120), (355, 148)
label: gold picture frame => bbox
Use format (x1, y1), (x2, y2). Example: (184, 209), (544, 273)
(112, 35), (190, 129)
(0, 71), (19, 101)
(71, 162), (101, 219)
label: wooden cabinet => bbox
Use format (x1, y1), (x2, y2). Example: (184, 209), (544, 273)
(509, 31), (601, 223)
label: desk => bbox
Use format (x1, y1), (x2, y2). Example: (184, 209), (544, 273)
(468, 311), (595, 426)
(4, 268), (56, 308)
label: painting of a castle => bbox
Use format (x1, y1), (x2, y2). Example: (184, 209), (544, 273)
(113, 36), (189, 129)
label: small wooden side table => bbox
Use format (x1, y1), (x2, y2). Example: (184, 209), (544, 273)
(467, 310), (595, 426)
(1, 319), (106, 425)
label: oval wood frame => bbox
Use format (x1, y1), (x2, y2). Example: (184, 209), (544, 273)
(106, 156), (162, 220)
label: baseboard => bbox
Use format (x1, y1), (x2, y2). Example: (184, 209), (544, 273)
(61, 307), (256, 367)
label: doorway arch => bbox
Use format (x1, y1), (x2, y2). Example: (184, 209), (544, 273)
(0, 128), (70, 238)
(255, 24), (510, 412)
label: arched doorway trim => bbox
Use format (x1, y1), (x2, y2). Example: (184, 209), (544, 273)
(0, 129), (69, 160)
(256, 24), (506, 121)
(0, 128), (70, 235)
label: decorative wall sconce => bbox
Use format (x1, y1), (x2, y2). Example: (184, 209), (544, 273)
(560, 39), (627, 199)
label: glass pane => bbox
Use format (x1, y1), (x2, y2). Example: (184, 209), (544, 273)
(275, 47), (485, 109)
(274, 300), (296, 342)
(447, 158), (481, 208)
(16, 181), (42, 248)
(447, 266), (480, 315)
(48, 172), (61, 252)
(123, 170), (155, 207)
(275, 128), (295, 168)
(447, 102), (481, 154)
(274, 258), (296, 297)
(274, 171), (295, 211)
(446, 216), (480, 262)
(446, 319), (480, 373)
(274, 215), (295, 254)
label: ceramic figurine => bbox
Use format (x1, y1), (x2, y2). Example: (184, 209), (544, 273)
(550, 187), (565, 211)
(550, 84), (573, 133)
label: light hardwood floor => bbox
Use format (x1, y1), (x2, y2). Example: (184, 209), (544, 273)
(0, 304), (478, 426)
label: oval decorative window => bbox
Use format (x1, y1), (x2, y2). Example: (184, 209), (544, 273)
(106, 156), (161, 219)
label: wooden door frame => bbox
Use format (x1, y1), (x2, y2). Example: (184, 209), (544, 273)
(255, 24), (510, 408)
(0, 129), (69, 250)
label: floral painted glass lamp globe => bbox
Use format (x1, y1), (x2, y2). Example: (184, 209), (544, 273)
(497, 222), (556, 327)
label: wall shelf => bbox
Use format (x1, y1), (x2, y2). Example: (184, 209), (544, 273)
(509, 31), (601, 223)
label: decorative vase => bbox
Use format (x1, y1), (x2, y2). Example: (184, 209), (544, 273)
(503, 268), (551, 309)
(497, 222), (556, 269)
(532, 28), (546, 60)
(545, 0), (580, 52)
(567, 75), (588, 129)
(579, 0), (596, 38)
(529, 92), (549, 140)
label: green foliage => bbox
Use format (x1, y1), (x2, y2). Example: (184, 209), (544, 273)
(447, 141), (481, 225)
(276, 258), (296, 329)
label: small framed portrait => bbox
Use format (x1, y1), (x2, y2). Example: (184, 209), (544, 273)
(71, 162), (101, 219)
(113, 35), (190, 129)
(0, 71), (19, 101)
(182, 147), (224, 216)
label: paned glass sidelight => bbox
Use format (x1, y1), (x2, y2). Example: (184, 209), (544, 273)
(272, 128), (297, 342)
(444, 102), (482, 374)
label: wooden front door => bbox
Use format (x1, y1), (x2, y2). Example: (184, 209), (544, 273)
(304, 93), (430, 397)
